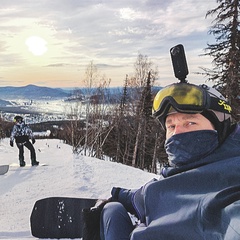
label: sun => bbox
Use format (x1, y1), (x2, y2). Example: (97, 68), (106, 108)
(25, 36), (48, 56)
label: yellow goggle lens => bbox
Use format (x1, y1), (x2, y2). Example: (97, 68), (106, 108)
(153, 83), (205, 115)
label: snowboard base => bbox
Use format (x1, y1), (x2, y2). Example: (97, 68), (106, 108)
(30, 197), (98, 239)
(0, 165), (9, 175)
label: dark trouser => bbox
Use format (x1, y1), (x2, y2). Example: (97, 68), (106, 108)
(100, 202), (135, 240)
(17, 140), (36, 163)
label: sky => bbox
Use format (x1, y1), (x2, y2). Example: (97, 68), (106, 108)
(0, 0), (218, 88)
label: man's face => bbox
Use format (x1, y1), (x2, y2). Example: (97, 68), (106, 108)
(165, 113), (215, 140)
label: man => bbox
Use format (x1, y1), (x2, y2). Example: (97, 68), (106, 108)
(100, 82), (240, 239)
(10, 115), (39, 167)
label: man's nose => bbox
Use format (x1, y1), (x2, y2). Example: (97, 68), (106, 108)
(173, 125), (186, 135)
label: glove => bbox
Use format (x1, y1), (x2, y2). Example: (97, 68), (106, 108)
(10, 141), (13, 147)
(32, 138), (36, 144)
(82, 199), (110, 240)
(111, 187), (121, 201)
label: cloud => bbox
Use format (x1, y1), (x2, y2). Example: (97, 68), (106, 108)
(0, 0), (218, 87)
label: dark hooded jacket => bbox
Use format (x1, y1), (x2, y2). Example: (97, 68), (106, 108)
(111, 124), (240, 239)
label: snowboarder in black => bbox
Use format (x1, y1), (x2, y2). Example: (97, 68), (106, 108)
(10, 116), (39, 167)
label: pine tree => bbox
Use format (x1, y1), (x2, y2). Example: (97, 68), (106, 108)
(132, 72), (154, 169)
(203, 0), (240, 121)
(115, 75), (129, 163)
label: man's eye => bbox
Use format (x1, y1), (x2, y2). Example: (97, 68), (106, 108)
(187, 122), (196, 126)
(167, 125), (175, 129)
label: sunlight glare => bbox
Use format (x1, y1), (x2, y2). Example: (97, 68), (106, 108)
(25, 36), (48, 56)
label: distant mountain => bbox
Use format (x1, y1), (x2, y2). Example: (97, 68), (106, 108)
(0, 84), (162, 101)
(0, 84), (70, 100)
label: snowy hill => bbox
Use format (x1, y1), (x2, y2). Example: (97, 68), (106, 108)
(0, 138), (158, 239)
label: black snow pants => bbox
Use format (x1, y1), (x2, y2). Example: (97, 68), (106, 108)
(17, 140), (36, 163)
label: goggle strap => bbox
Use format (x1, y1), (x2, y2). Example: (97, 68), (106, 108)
(210, 97), (232, 114)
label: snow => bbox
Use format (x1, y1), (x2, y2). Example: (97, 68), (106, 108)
(0, 138), (158, 239)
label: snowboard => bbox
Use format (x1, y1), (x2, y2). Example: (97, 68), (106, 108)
(0, 165), (9, 175)
(10, 163), (47, 168)
(30, 197), (98, 239)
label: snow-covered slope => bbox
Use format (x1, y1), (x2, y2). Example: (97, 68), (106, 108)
(0, 138), (158, 239)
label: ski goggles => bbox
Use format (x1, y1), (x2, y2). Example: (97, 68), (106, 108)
(14, 119), (22, 123)
(153, 83), (232, 126)
(152, 83), (211, 123)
